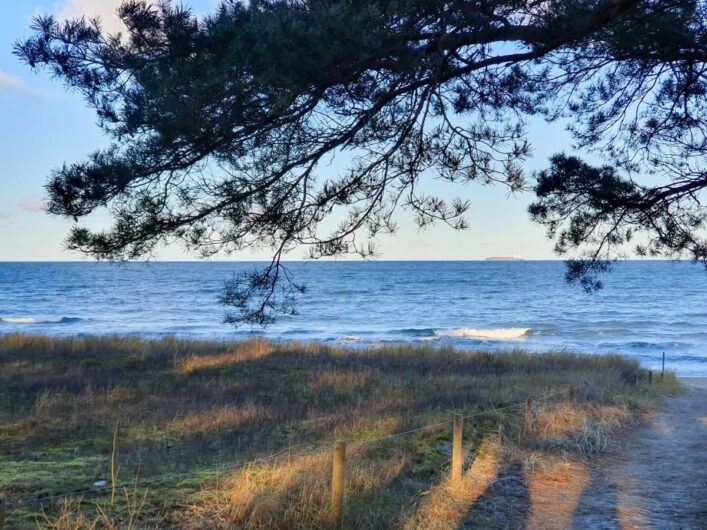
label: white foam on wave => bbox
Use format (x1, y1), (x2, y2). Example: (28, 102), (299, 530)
(1, 316), (76, 324)
(340, 335), (361, 342)
(434, 327), (531, 340)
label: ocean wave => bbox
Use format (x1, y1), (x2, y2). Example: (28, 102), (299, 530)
(392, 328), (437, 337)
(596, 340), (693, 350)
(434, 327), (531, 340)
(1, 316), (81, 325)
(656, 354), (707, 363)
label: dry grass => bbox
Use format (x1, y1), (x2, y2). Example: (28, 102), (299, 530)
(0, 334), (680, 529)
(403, 437), (504, 530)
(527, 400), (635, 455)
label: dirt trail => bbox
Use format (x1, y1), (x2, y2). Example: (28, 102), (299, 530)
(570, 377), (707, 529)
(459, 378), (706, 529)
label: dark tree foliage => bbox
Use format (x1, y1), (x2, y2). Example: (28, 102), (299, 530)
(16, 0), (707, 323)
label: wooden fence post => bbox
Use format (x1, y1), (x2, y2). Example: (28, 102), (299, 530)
(452, 414), (463, 482)
(661, 352), (665, 381)
(0, 491), (6, 530)
(569, 386), (577, 401)
(524, 398), (534, 435)
(648, 370), (653, 386)
(331, 441), (346, 528)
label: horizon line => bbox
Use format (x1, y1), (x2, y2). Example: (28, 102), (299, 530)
(0, 258), (694, 264)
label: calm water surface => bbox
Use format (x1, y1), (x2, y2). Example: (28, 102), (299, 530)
(1, 261), (705, 375)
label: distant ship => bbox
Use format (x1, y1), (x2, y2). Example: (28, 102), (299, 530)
(485, 256), (524, 261)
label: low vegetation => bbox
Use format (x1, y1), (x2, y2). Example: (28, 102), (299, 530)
(0, 334), (680, 529)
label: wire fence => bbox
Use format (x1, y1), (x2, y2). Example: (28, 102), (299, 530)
(3, 386), (568, 509)
(2, 370), (654, 520)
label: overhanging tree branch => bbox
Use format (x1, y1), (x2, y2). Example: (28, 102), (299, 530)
(15, 0), (707, 323)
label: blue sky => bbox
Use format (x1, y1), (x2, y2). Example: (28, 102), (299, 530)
(0, 0), (572, 261)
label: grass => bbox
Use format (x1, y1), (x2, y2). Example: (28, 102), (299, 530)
(0, 334), (680, 529)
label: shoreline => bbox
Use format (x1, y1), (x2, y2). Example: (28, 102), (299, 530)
(678, 376), (707, 383)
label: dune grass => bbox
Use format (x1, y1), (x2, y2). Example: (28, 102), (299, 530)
(0, 334), (680, 529)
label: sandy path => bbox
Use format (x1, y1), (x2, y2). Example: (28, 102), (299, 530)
(571, 378), (707, 529)
(458, 379), (706, 529)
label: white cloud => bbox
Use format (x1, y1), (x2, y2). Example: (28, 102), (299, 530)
(56, 0), (125, 32)
(0, 71), (42, 98)
(0, 72), (26, 92)
(0, 70), (29, 93)
(20, 196), (46, 213)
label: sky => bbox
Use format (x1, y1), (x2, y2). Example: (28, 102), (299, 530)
(0, 0), (573, 262)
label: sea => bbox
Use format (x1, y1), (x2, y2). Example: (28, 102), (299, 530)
(1, 261), (706, 375)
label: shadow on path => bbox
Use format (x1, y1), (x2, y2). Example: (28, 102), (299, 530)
(575, 378), (707, 529)
(571, 464), (621, 529)
(459, 461), (531, 529)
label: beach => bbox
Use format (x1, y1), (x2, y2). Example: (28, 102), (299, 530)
(1, 263), (705, 527)
(2, 0), (706, 526)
